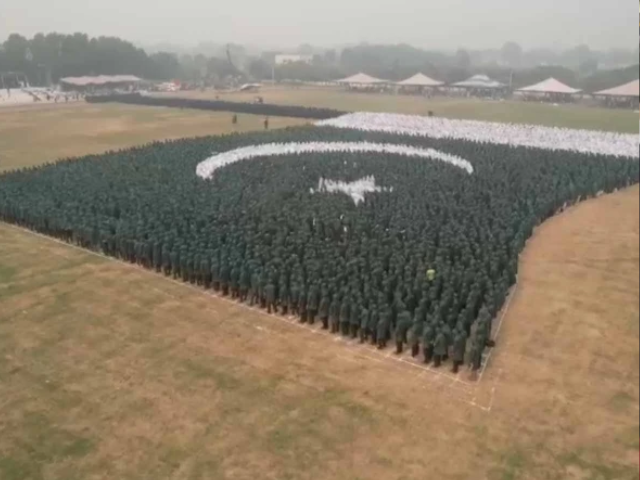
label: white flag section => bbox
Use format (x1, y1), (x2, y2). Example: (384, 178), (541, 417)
(196, 141), (474, 179)
(310, 176), (393, 205)
(318, 113), (640, 159)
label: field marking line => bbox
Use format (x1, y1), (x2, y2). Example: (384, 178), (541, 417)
(0, 222), (487, 392)
(486, 368), (504, 413)
(477, 279), (519, 385)
(5, 232), (487, 410)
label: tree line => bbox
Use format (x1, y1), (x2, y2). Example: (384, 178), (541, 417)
(0, 33), (182, 84)
(1, 32), (637, 89)
(271, 44), (639, 90)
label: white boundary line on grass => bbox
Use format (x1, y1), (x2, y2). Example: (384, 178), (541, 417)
(477, 279), (518, 385)
(2, 223), (500, 412)
(0, 222), (503, 393)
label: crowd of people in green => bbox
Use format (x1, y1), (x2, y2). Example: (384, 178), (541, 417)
(0, 125), (637, 374)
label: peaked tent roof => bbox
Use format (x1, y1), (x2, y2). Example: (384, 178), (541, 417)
(60, 75), (143, 86)
(452, 74), (505, 89)
(337, 73), (387, 84)
(594, 79), (640, 97)
(397, 73), (444, 87)
(517, 78), (581, 94)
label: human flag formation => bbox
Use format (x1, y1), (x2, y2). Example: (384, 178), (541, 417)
(0, 113), (637, 373)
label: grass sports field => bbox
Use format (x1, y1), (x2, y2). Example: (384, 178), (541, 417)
(0, 100), (638, 480)
(0, 104), (307, 172)
(166, 86), (640, 133)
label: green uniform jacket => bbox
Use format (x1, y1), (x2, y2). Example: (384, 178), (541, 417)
(377, 313), (390, 339)
(395, 311), (413, 341)
(265, 284), (276, 303)
(434, 332), (448, 356)
(452, 335), (467, 362)
(319, 297), (330, 318)
(360, 308), (370, 330)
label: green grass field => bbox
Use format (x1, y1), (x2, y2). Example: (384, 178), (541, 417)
(0, 102), (638, 480)
(174, 87), (639, 133)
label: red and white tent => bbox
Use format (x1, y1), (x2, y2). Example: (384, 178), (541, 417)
(594, 80), (640, 97)
(397, 73), (443, 87)
(517, 78), (581, 94)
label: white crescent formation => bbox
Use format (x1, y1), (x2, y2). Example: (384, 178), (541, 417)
(195, 141), (474, 179)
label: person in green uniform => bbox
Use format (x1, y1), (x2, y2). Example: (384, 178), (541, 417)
(201, 257), (211, 289)
(307, 285), (319, 325)
(171, 250), (179, 279)
(299, 287), (308, 323)
(279, 280), (290, 316)
(477, 307), (495, 348)
(422, 324), (435, 364)
(265, 282), (276, 314)
(163, 245), (172, 276)
(377, 308), (391, 349)
(349, 300), (361, 339)
(410, 309), (424, 358)
(368, 307), (379, 345)
(469, 337), (483, 372)
(359, 305), (370, 343)
(289, 283), (300, 317)
(340, 297), (350, 336)
(433, 330), (447, 368)
(319, 294), (330, 330)
(452, 332), (467, 374)
(240, 265), (251, 302)
(394, 309), (412, 354)
(442, 323), (452, 362)
(249, 270), (260, 306)
(329, 295), (340, 334)
(259, 269), (269, 309)
(230, 264), (240, 299)
(219, 259), (230, 296)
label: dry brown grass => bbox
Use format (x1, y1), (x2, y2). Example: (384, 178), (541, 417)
(0, 187), (637, 480)
(0, 103), (307, 172)
(0, 102), (637, 480)
(162, 86), (640, 133)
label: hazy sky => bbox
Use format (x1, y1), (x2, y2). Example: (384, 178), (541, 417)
(1, 0), (637, 50)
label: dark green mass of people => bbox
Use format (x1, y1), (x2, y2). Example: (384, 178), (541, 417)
(0, 126), (637, 374)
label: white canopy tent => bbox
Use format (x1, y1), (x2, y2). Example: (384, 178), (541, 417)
(452, 74), (505, 89)
(60, 75), (143, 87)
(337, 73), (387, 86)
(594, 80), (640, 97)
(517, 78), (581, 94)
(397, 73), (444, 87)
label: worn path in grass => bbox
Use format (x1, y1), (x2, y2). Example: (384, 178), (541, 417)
(161, 87), (640, 133)
(0, 103), (307, 172)
(0, 186), (637, 480)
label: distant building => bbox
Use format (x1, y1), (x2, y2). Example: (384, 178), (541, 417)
(275, 54), (313, 65)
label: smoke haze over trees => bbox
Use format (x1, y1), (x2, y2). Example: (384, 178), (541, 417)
(0, 32), (637, 90)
